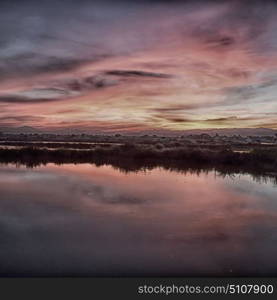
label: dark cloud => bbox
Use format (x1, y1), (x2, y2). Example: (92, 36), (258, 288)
(105, 70), (172, 78)
(0, 115), (43, 122)
(153, 113), (193, 124)
(64, 75), (118, 91)
(152, 115), (261, 126)
(204, 116), (239, 123)
(203, 116), (260, 124)
(187, 0), (276, 55)
(56, 109), (80, 114)
(165, 117), (191, 123)
(255, 122), (277, 129)
(0, 67), (172, 104)
(0, 95), (61, 104)
(0, 74), (118, 103)
(153, 104), (200, 113)
(206, 35), (235, 47)
(0, 88), (70, 103)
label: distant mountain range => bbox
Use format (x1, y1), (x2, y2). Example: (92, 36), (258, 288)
(1, 126), (277, 136)
(0, 126), (43, 134)
(179, 128), (277, 137)
(0, 126), (83, 135)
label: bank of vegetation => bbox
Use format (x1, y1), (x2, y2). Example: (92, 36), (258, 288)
(0, 144), (276, 180)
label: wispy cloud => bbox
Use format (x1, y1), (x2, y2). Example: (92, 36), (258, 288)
(1, 0), (277, 131)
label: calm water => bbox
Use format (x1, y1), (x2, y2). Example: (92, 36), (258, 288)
(0, 163), (277, 276)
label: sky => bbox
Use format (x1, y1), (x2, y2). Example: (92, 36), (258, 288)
(1, 0), (277, 133)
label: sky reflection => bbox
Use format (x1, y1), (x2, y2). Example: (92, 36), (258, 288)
(0, 163), (277, 276)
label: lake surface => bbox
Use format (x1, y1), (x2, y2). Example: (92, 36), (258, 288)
(0, 163), (277, 276)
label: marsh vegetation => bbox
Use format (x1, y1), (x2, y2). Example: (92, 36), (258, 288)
(0, 142), (277, 183)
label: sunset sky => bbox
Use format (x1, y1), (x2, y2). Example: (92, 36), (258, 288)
(1, 0), (277, 133)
